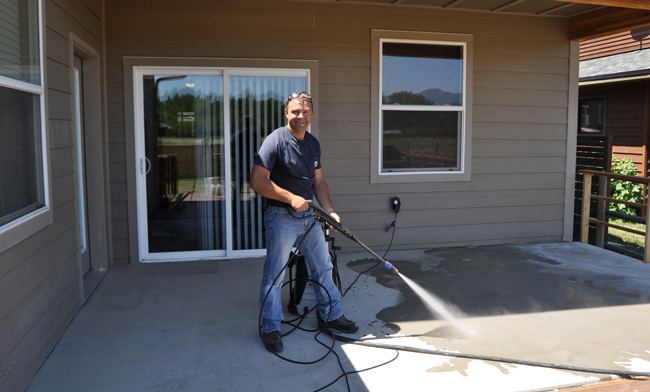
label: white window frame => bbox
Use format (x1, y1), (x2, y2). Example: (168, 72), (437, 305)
(132, 65), (311, 262)
(0, 0), (52, 254)
(370, 30), (473, 184)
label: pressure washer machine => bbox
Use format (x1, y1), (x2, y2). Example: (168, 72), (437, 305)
(287, 222), (342, 317)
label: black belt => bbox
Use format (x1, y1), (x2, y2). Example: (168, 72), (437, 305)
(265, 199), (290, 209)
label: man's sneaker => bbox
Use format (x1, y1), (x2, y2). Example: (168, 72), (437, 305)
(262, 330), (283, 353)
(318, 314), (359, 334)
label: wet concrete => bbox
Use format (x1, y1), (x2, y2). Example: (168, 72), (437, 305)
(339, 243), (650, 389)
(348, 245), (650, 329)
(25, 242), (650, 392)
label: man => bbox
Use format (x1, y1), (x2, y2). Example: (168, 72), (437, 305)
(250, 92), (358, 353)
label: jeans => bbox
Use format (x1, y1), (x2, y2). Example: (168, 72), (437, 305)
(259, 207), (343, 333)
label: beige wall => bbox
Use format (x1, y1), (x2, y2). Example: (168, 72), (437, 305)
(0, 1), (106, 391)
(106, 0), (571, 260)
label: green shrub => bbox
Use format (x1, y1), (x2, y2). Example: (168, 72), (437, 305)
(610, 155), (644, 215)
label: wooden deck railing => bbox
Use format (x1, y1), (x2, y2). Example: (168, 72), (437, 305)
(578, 169), (650, 263)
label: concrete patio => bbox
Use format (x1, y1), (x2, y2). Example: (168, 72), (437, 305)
(24, 242), (650, 392)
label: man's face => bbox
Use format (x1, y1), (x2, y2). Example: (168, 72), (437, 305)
(285, 99), (313, 133)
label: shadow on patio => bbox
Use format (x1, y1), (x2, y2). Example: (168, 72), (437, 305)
(25, 242), (650, 392)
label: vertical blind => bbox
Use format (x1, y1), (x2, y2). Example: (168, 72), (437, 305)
(230, 75), (306, 251)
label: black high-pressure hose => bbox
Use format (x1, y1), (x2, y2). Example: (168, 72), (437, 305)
(256, 204), (403, 392)
(258, 212), (337, 363)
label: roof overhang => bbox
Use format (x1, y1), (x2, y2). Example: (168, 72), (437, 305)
(568, 4), (650, 41)
(580, 72), (650, 86)
(293, 0), (650, 41)
(296, 0), (650, 41)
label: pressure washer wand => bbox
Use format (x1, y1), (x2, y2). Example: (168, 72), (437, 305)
(309, 205), (399, 274)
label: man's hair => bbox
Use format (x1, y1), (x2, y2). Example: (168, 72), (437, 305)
(285, 92), (313, 109)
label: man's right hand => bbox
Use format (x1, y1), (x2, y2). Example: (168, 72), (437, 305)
(290, 196), (309, 212)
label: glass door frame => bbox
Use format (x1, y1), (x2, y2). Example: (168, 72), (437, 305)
(133, 66), (311, 262)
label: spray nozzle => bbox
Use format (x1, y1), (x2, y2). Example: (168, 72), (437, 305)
(384, 261), (399, 274)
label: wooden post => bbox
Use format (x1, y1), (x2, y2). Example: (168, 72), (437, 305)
(643, 81), (650, 217)
(596, 176), (606, 247)
(645, 191), (650, 263)
(581, 172), (593, 244)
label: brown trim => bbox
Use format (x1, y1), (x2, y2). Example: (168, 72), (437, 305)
(569, 7), (650, 41)
(579, 169), (650, 183)
(589, 218), (645, 236)
(591, 194), (646, 209)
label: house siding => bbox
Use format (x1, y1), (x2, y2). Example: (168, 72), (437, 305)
(106, 0), (571, 256)
(0, 0), (106, 391)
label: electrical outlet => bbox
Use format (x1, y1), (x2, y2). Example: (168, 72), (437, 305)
(391, 197), (401, 213)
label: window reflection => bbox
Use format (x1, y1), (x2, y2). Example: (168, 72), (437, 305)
(382, 42), (462, 106)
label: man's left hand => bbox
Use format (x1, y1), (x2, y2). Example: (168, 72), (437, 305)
(329, 212), (341, 224)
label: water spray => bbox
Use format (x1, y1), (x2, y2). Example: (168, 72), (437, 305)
(300, 204), (477, 335)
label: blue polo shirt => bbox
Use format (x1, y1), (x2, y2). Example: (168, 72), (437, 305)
(254, 126), (321, 206)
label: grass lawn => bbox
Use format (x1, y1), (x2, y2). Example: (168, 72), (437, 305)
(178, 178), (196, 194)
(607, 217), (645, 254)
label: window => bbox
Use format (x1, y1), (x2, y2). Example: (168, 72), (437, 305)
(578, 97), (605, 135)
(0, 0), (49, 252)
(371, 30), (473, 183)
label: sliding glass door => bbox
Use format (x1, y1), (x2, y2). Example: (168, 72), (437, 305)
(135, 68), (307, 261)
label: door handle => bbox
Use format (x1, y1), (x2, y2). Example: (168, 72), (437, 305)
(142, 157), (151, 175)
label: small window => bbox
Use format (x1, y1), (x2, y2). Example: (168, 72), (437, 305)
(578, 97), (605, 135)
(0, 0), (41, 85)
(0, 86), (43, 226)
(0, 0), (49, 251)
(371, 30), (473, 183)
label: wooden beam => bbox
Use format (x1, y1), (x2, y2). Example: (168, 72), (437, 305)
(539, 3), (574, 15)
(443, 0), (467, 8)
(559, 0), (650, 10)
(569, 7), (650, 41)
(492, 0), (527, 12)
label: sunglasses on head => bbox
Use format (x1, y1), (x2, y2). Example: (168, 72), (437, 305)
(287, 92), (311, 100)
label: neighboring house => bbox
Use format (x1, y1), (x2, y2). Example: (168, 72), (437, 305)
(2, 1), (650, 391)
(579, 27), (650, 175)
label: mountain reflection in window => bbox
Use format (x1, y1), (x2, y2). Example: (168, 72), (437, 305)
(382, 42), (462, 106)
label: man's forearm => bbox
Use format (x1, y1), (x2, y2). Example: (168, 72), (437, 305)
(251, 176), (295, 204)
(314, 180), (335, 213)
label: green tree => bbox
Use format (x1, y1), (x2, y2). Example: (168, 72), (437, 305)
(610, 155), (644, 215)
(384, 91), (434, 105)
